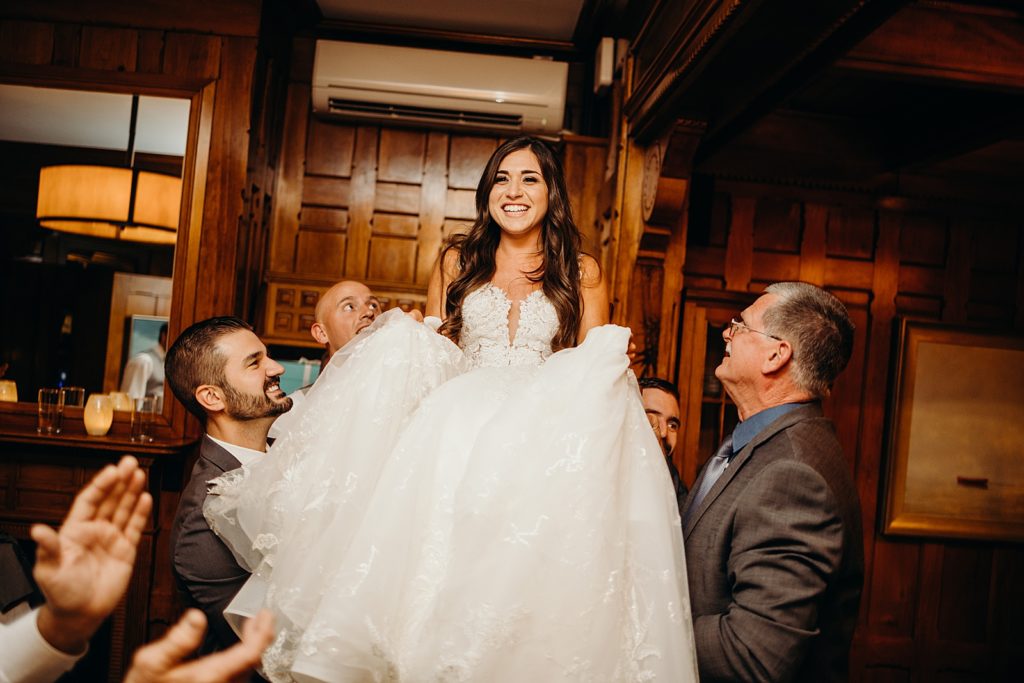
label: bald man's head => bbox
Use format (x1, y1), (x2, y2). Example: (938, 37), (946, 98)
(311, 280), (381, 355)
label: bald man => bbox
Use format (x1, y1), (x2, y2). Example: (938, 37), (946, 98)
(268, 281), (384, 441)
(311, 280), (383, 358)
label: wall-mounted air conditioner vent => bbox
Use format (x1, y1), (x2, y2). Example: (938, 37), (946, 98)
(312, 40), (567, 134)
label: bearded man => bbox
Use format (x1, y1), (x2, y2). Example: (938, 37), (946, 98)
(165, 316), (292, 655)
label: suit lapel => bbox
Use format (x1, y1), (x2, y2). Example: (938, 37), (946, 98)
(683, 403), (824, 538)
(199, 434), (242, 474)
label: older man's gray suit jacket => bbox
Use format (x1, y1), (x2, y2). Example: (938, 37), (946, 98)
(683, 402), (863, 683)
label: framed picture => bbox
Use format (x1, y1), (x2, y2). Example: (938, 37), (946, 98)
(127, 315), (168, 358)
(882, 319), (1024, 542)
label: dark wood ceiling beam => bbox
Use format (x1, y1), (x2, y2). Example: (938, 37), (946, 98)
(884, 100), (1024, 171)
(691, 0), (908, 164)
(626, 0), (908, 145)
(314, 20), (579, 58)
(696, 109), (887, 185)
(834, 2), (1024, 91)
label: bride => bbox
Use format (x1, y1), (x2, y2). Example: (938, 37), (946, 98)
(205, 136), (697, 682)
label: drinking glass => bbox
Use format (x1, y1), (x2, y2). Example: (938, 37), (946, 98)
(60, 386), (85, 408)
(130, 396), (157, 442)
(37, 388), (64, 434)
(83, 394), (114, 436)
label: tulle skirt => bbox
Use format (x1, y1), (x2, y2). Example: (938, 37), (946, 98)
(205, 310), (697, 682)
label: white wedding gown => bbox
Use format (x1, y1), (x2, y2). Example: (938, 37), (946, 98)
(205, 285), (697, 682)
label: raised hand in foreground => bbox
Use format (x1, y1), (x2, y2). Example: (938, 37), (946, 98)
(125, 609), (274, 683)
(31, 455), (153, 655)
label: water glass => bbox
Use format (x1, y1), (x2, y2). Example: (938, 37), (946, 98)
(37, 388), (64, 434)
(83, 394), (114, 436)
(0, 379), (16, 402)
(130, 396), (157, 442)
(60, 386), (86, 408)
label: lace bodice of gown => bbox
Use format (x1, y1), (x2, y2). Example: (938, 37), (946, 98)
(459, 284), (558, 369)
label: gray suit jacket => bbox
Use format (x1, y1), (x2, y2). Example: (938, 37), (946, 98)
(683, 403), (863, 683)
(169, 435), (249, 654)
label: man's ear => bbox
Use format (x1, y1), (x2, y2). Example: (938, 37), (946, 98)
(311, 322), (329, 345)
(762, 340), (793, 375)
(194, 384), (225, 413)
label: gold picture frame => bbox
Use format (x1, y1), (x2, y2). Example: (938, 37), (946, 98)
(883, 319), (1024, 542)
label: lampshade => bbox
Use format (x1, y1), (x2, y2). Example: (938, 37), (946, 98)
(36, 164), (181, 245)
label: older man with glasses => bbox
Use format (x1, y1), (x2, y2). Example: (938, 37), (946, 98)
(682, 281), (864, 683)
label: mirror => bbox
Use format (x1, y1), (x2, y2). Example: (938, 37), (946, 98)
(0, 80), (195, 428)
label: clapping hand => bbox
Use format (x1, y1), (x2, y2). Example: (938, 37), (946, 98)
(125, 609), (274, 683)
(31, 455), (152, 655)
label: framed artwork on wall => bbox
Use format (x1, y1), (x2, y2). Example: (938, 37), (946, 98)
(882, 319), (1024, 542)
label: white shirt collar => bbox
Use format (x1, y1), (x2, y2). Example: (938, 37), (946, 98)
(207, 434), (265, 467)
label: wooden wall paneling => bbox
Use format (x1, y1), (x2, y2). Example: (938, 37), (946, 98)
(161, 32), (221, 80)
(724, 196), (754, 292)
(50, 23), (80, 67)
(79, 26), (138, 72)
(301, 206), (347, 230)
(267, 81), (309, 273)
(447, 135), (497, 189)
(367, 236), (417, 283)
(822, 291), (869, 472)
(344, 126), (378, 278)
(368, 212), (419, 283)
(967, 220), (1019, 325)
(677, 301), (708, 485)
(192, 36), (254, 320)
(0, 20), (53, 64)
(857, 209), (909, 670)
(372, 213), (419, 237)
(826, 205), (876, 260)
(136, 29), (164, 74)
(824, 257), (874, 291)
(374, 182), (420, 214)
(942, 221), (972, 323)
(610, 138), (646, 325)
(305, 119), (354, 177)
(295, 229), (345, 277)
(750, 251), (801, 288)
(415, 131), (449, 286)
(899, 213), (947, 267)
(4, 0), (263, 37)
(799, 203), (828, 285)
(936, 545), (992, 644)
(992, 548), (1024, 677)
(445, 188), (477, 221)
(915, 543), (948, 677)
(898, 264), (945, 295)
(1017, 228), (1024, 331)
(627, 259), (664, 376)
(752, 197), (801, 253)
(563, 138), (608, 255)
(301, 176), (351, 206)
(861, 665), (911, 683)
(377, 128), (425, 183)
(864, 539), (921, 644)
(658, 208), (687, 380)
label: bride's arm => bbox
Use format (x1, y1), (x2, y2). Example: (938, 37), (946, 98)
(578, 254), (609, 343)
(426, 248), (461, 320)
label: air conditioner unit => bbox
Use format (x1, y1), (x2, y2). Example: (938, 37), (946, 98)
(312, 40), (568, 134)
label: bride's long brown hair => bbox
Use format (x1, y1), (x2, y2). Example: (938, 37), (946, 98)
(438, 136), (584, 351)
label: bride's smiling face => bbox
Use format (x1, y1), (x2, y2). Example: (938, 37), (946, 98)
(488, 148), (549, 239)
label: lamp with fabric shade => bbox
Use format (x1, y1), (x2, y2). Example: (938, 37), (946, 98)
(35, 164), (181, 245)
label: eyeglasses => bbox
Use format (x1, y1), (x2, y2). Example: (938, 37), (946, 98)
(728, 318), (782, 341)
